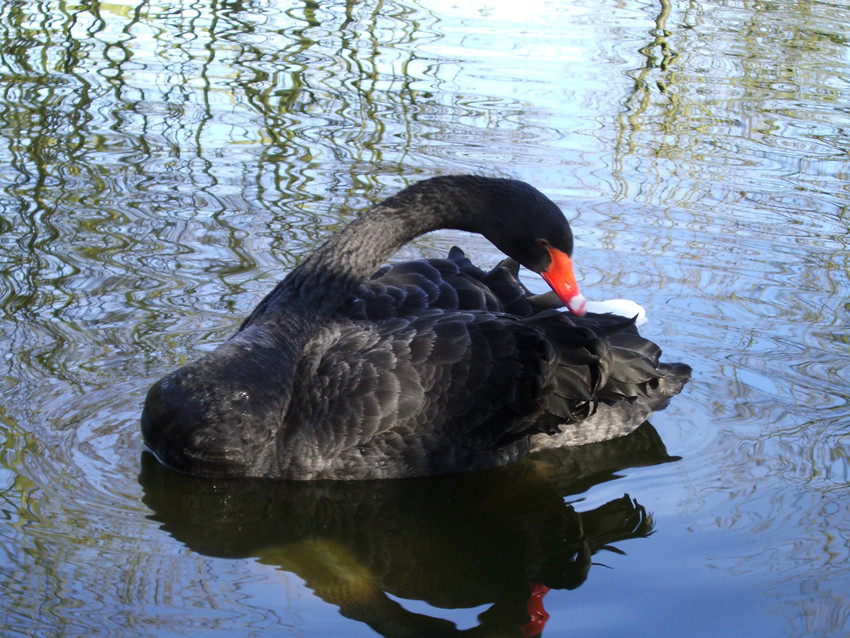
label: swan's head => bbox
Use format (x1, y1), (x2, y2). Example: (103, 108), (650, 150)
(474, 178), (587, 316)
(498, 235), (586, 317)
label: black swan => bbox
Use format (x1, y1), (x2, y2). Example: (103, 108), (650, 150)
(141, 175), (690, 480)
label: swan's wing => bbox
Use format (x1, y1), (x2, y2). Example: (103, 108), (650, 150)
(276, 248), (690, 479)
(280, 307), (682, 480)
(281, 309), (549, 478)
(238, 247), (532, 332)
(339, 247), (538, 321)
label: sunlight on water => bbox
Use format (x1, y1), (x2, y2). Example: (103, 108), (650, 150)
(0, 0), (849, 635)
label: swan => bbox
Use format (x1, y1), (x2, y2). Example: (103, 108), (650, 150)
(141, 175), (690, 479)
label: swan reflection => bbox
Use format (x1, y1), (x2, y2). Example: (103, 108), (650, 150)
(140, 421), (676, 637)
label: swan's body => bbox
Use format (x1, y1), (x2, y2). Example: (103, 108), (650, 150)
(142, 176), (690, 479)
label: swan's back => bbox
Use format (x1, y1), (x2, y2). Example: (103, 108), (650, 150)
(274, 248), (690, 480)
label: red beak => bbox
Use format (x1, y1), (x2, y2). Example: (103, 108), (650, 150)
(540, 246), (587, 316)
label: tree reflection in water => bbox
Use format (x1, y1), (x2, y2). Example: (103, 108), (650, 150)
(140, 421), (676, 637)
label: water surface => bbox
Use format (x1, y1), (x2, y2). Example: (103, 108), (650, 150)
(1, 0), (848, 636)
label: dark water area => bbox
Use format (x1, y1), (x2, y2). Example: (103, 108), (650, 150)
(0, 0), (848, 635)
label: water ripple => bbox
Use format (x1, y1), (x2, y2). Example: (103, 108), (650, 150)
(1, 0), (849, 635)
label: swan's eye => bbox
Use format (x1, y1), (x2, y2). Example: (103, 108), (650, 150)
(537, 239), (550, 248)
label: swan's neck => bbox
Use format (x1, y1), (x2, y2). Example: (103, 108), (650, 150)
(248, 180), (482, 326)
(293, 201), (452, 306)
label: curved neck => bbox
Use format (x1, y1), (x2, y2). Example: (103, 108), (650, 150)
(245, 176), (504, 328)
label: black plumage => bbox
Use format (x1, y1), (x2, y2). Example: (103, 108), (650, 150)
(141, 176), (690, 479)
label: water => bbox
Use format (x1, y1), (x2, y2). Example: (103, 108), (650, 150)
(1, 0), (848, 635)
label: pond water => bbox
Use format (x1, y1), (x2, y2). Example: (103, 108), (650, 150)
(1, 0), (848, 635)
